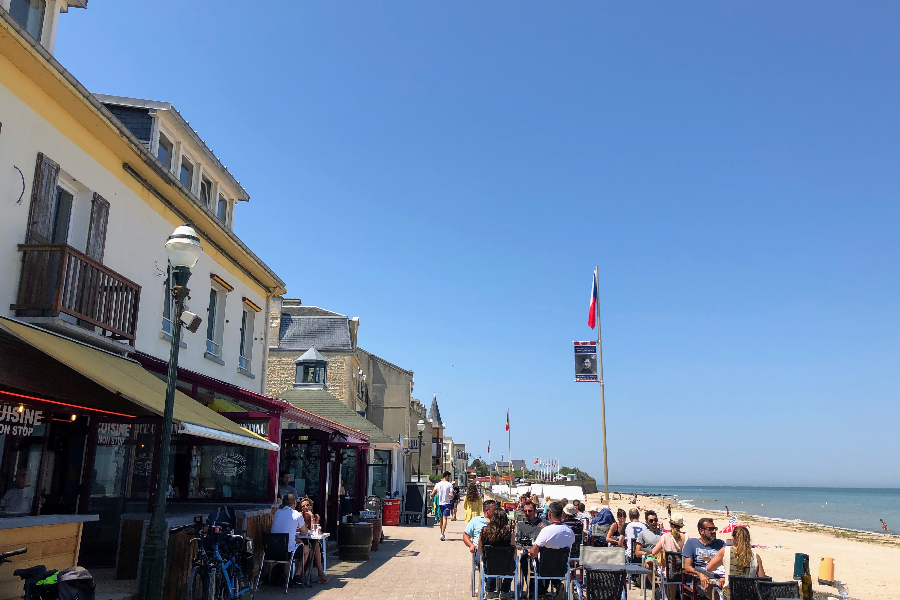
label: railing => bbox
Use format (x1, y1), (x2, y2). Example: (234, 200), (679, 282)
(12, 244), (141, 345)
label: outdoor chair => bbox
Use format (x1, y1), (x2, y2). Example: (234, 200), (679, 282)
(661, 552), (683, 600)
(256, 533), (298, 595)
(531, 547), (572, 600)
(481, 545), (520, 600)
(754, 580), (800, 600)
(583, 569), (627, 600)
(726, 575), (771, 600)
(472, 552), (481, 598)
(572, 546), (626, 599)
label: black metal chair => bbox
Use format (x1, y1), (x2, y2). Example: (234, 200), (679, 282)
(726, 575), (771, 600)
(661, 551), (683, 600)
(754, 580), (800, 600)
(583, 569), (627, 600)
(256, 533), (298, 595)
(531, 547), (571, 600)
(472, 550), (480, 597)
(481, 545), (520, 600)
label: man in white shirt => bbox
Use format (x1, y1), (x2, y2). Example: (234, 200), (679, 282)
(624, 508), (646, 560)
(433, 471), (454, 541)
(528, 501), (575, 597)
(271, 494), (309, 588)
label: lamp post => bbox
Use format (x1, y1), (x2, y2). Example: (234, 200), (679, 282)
(416, 419), (425, 483)
(138, 224), (202, 600)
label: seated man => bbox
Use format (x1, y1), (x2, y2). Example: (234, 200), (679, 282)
(277, 472), (297, 501)
(463, 499), (496, 558)
(527, 502), (575, 598)
(589, 505), (614, 547)
(634, 510), (663, 562)
(682, 518), (726, 597)
(516, 501), (544, 545)
(623, 508), (646, 560)
(271, 493), (309, 588)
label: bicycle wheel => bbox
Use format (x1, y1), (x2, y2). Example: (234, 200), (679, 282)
(188, 565), (213, 600)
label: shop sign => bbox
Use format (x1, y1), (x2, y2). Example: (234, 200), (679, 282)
(0, 403), (43, 436)
(97, 422), (132, 445)
(213, 453), (246, 476)
(238, 421), (269, 437)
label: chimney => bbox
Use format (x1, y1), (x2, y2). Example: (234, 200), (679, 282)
(268, 295), (284, 348)
(349, 317), (360, 349)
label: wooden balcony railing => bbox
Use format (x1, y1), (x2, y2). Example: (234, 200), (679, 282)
(12, 244), (141, 345)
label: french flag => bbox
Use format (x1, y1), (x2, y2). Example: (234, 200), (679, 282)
(588, 270), (598, 329)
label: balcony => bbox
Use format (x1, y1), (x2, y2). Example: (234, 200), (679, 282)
(12, 244), (141, 349)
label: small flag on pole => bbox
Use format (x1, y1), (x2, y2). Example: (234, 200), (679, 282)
(588, 270), (598, 329)
(506, 409), (510, 432)
(533, 458), (539, 466)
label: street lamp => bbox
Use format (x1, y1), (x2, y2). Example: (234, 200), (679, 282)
(416, 419), (426, 483)
(139, 224), (202, 600)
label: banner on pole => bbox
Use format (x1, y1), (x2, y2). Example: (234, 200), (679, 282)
(574, 341), (598, 382)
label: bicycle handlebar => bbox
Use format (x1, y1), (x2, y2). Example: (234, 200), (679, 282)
(0, 548), (27, 562)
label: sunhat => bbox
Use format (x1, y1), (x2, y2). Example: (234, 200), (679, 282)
(589, 505), (600, 512)
(669, 513), (685, 528)
(564, 503), (577, 516)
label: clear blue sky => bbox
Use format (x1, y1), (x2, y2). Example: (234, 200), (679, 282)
(57, 2), (899, 487)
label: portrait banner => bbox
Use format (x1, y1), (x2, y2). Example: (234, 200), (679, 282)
(574, 341), (598, 382)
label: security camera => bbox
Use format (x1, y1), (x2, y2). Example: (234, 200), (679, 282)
(180, 311), (203, 333)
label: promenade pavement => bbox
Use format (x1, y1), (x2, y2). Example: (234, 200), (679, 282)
(254, 517), (475, 600)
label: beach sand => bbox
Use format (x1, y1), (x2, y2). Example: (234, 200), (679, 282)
(583, 492), (899, 600)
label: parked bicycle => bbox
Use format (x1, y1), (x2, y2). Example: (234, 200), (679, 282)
(0, 547), (95, 600)
(175, 515), (256, 600)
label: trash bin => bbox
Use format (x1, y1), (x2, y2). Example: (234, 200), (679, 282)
(383, 499), (401, 526)
(338, 522), (373, 561)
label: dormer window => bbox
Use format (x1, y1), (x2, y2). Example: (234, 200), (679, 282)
(200, 177), (212, 208)
(10, 0), (45, 42)
(179, 156), (194, 190)
(216, 194), (231, 227)
(157, 134), (173, 171)
(293, 347), (328, 389)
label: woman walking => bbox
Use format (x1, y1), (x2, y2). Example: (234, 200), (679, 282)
(463, 483), (482, 523)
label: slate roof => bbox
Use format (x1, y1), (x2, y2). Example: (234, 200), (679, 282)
(277, 387), (395, 445)
(281, 305), (346, 317)
(277, 315), (352, 352)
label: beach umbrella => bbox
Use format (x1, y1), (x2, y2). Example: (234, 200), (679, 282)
(721, 514), (743, 534)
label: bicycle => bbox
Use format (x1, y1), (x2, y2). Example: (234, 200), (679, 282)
(0, 547), (95, 600)
(176, 516), (256, 600)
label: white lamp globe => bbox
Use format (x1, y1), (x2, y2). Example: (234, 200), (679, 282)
(417, 419), (426, 433)
(165, 224), (202, 268)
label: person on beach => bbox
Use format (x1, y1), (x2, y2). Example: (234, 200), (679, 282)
(682, 518), (726, 596)
(606, 508), (628, 547)
(725, 506), (730, 517)
(624, 508), (647, 558)
(667, 504), (672, 519)
(479, 506), (516, 599)
(433, 471), (454, 541)
(464, 483), (482, 523)
(881, 519), (890, 534)
(705, 525), (765, 600)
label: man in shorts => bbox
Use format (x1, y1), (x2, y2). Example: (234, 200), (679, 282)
(433, 471), (454, 541)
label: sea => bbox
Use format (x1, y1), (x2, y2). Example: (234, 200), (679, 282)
(608, 485), (900, 536)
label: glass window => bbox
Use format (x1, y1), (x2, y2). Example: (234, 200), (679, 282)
(280, 438), (320, 503)
(200, 178), (212, 207)
(180, 157), (193, 189)
(180, 443), (268, 501)
(368, 449), (392, 498)
(239, 309), (254, 371)
(206, 287), (225, 357)
(10, 0), (45, 42)
(299, 364), (325, 385)
(51, 187), (73, 244)
(157, 135), (173, 170)
(0, 403), (47, 516)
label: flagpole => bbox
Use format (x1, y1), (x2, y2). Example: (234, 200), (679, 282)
(595, 266), (610, 505)
(507, 408), (512, 497)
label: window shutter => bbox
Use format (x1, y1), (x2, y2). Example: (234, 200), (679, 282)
(25, 152), (60, 244)
(86, 192), (110, 262)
